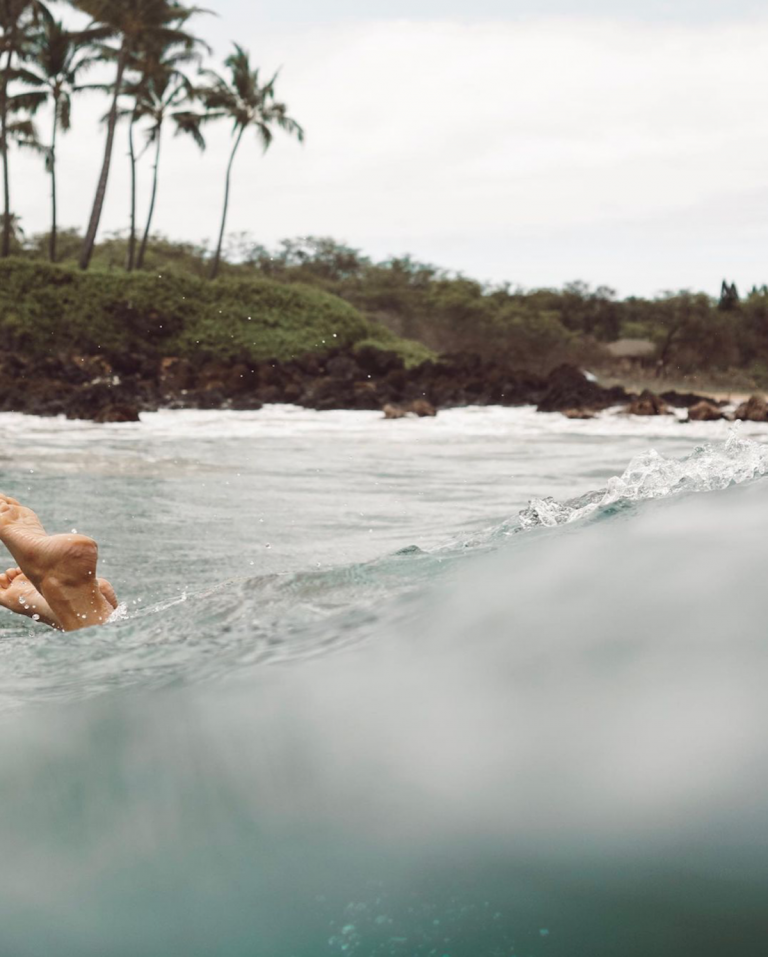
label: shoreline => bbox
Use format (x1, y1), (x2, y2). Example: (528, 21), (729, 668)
(0, 345), (758, 424)
(3, 355), (759, 422)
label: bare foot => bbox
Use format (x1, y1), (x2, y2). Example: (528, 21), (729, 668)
(0, 567), (59, 628)
(0, 567), (119, 630)
(0, 495), (116, 632)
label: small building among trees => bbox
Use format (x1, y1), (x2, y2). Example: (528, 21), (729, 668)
(605, 338), (658, 371)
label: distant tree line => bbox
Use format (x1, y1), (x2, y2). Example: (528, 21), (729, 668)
(10, 229), (768, 383)
(0, 0), (303, 276)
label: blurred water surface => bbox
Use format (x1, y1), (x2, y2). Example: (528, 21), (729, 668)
(0, 405), (767, 956)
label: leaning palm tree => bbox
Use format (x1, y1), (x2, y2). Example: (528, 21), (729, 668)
(66, 0), (206, 270)
(197, 45), (304, 280)
(122, 42), (206, 270)
(0, 0), (50, 257)
(24, 19), (107, 261)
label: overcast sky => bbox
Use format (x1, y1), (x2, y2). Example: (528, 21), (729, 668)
(11, 0), (768, 296)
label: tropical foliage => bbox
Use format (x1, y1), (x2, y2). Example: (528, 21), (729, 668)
(2, 3), (763, 387)
(0, 0), (303, 273)
(190, 44), (304, 278)
(9, 229), (768, 384)
(0, 0), (50, 256)
(120, 37), (207, 269)
(0, 256), (430, 367)
(24, 14), (106, 260)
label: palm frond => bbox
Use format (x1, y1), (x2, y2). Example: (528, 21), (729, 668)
(18, 138), (46, 155)
(195, 42), (304, 160)
(8, 89), (48, 113)
(75, 81), (114, 94)
(255, 121), (273, 153)
(5, 65), (45, 85)
(172, 109), (206, 150)
(7, 116), (39, 144)
(68, 53), (108, 75)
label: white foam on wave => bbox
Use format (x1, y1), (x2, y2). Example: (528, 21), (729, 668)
(518, 430), (768, 528)
(3, 403), (768, 445)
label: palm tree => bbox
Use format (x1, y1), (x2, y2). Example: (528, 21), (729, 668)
(124, 86), (141, 269)
(197, 45), (303, 280)
(123, 42), (205, 270)
(24, 19), (106, 261)
(121, 59), (154, 271)
(66, 0), (206, 270)
(0, 0), (50, 257)
(0, 208), (25, 251)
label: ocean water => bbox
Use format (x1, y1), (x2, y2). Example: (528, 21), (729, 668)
(1, 405), (768, 956)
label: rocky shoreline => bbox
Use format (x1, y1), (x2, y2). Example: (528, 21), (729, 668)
(0, 346), (763, 424)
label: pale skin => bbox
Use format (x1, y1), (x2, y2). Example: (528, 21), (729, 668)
(0, 494), (118, 632)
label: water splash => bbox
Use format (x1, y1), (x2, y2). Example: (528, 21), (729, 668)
(518, 430), (768, 529)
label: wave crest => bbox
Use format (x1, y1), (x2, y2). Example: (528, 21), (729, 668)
(518, 430), (768, 529)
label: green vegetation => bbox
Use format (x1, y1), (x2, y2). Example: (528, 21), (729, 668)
(5, 233), (768, 385)
(7, 231), (765, 382)
(197, 45), (303, 279)
(4, 4), (759, 386)
(3, 4), (764, 388)
(0, 1), (303, 272)
(234, 238), (768, 381)
(0, 257), (434, 365)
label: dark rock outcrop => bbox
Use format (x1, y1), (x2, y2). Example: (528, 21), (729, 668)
(734, 394), (768, 422)
(410, 399), (437, 417)
(686, 400), (725, 422)
(661, 390), (717, 409)
(0, 346), (734, 425)
(537, 365), (628, 413)
(95, 403), (141, 423)
(383, 399), (438, 419)
(624, 390), (670, 416)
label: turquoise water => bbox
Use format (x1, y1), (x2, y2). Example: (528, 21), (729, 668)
(1, 405), (767, 955)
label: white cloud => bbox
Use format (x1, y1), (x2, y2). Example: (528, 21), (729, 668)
(11, 15), (768, 294)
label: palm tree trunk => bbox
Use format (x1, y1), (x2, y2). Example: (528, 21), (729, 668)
(136, 124), (162, 270)
(210, 123), (245, 280)
(79, 42), (129, 271)
(49, 100), (58, 263)
(126, 112), (137, 271)
(1, 47), (13, 259)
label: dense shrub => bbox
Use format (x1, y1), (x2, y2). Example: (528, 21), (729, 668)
(0, 258), (433, 365)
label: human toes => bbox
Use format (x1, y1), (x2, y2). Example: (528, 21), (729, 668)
(0, 494), (19, 506)
(98, 579), (119, 609)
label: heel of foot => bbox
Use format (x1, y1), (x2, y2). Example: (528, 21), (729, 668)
(42, 535), (99, 590)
